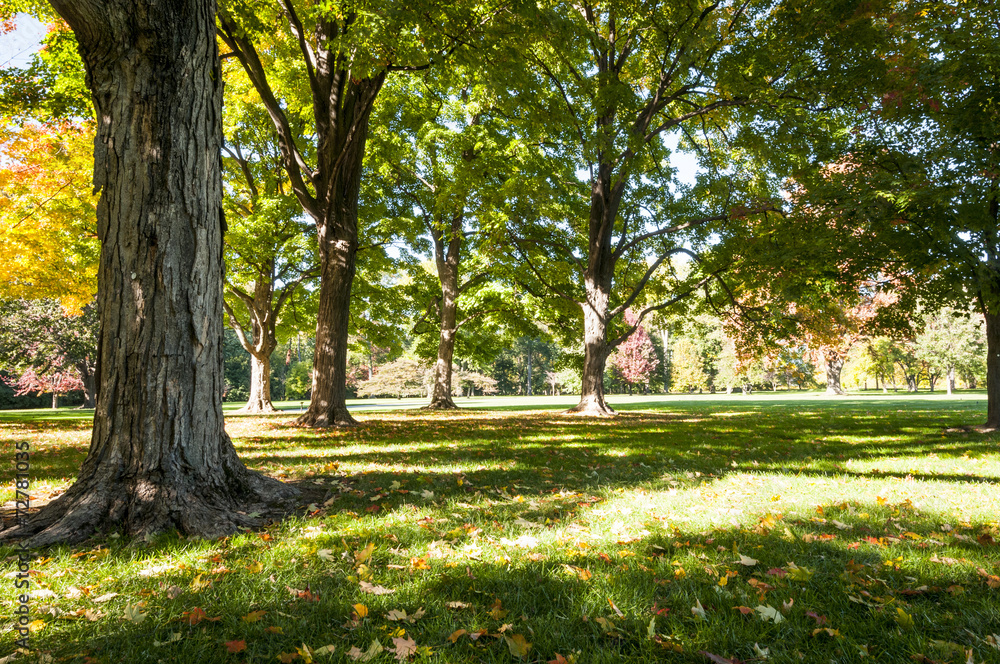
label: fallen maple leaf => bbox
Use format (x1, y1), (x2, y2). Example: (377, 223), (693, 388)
(182, 607), (220, 626)
(347, 640), (384, 662)
(224, 640), (246, 654)
(242, 610), (266, 623)
(391, 636), (417, 662)
(359, 581), (394, 595)
(503, 634), (532, 658)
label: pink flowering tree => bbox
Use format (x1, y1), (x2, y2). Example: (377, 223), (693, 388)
(4, 367), (86, 409)
(609, 309), (660, 392)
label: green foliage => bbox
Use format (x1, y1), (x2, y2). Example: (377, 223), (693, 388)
(284, 360), (313, 400)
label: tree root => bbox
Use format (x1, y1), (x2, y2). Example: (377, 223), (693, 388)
(0, 456), (298, 548)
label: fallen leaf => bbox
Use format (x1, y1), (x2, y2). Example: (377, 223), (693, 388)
(242, 610), (266, 623)
(737, 554), (758, 566)
(91, 593), (119, 603)
(391, 636), (417, 662)
(224, 640), (246, 654)
(699, 652), (739, 664)
(246, 561), (264, 573)
(607, 598), (624, 617)
(503, 634), (532, 658)
(122, 604), (147, 623)
(359, 581), (394, 595)
(755, 605), (784, 623)
(353, 603), (368, 618)
(445, 601), (471, 610)
(447, 629), (467, 643)
(347, 640), (384, 662)
(895, 608), (915, 630)
(691, 599), (707, 620)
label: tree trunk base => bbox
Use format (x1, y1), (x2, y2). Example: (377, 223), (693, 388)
(296, 405), (358, 428)
(566, 396), (616, 417)
(423, 396), (459, 410)
(0, 451), (298, 548)
(238, 400), (279, 414)
(825, 386), (846, 396)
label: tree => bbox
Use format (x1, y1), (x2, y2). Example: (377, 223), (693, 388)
(220, 61), (318, 413)
(502, 0), (794, 415)
(216, 1), (497, 427)
(0, 297), (98, 408)
(608, 309), (659, 392)
(1, 0), (295, 547)
(356, 358), (428, 399)
(670, 338), (708, 393)
(368, 71), (530, 409)
(915, 308), (986, 396)
(782, 2), (1000, 425)
(0, 120), (98, 312)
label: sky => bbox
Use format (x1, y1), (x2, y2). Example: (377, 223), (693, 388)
(0, 14), (45, 70)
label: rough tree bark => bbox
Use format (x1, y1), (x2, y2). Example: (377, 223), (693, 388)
(985, 311), (1000, 429)
(76, 360), (96, 408)
(0, 0), (296, 547)
(823, 351), (846, 395)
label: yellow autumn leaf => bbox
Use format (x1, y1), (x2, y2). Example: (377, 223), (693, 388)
(353, 603), (368, 618)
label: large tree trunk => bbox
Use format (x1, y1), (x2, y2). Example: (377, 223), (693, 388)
(985, 311), (1000, 428)
(299, 225), (358, 426)
(243, 352), (276, 413)
(296, 74), (383, 428)
(824, 352), (845, 395)
(2, 0), (295, 547)
(426, 273), (459, 410)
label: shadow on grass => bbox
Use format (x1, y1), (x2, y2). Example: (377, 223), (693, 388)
(4, 494), (998, 663)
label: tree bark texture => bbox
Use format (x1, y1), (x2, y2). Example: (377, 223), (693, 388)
(1, 0), (296, 547)
(824, 352), (845, 395)
(985, 311), (1000, 428)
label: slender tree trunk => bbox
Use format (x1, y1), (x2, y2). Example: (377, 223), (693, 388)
(425, 222), (461, 410)
(824, 353), (845, 395)
(76, 360), (96, 408)
(984, 312), (1000, 428)
(526, 338), (533, 396)
(51, 393), (58, 409)
(947, 365), (955, 395)
(661, 328), (669, 393)
(3, 0), (295, 547)
(569, 284), (614, 415)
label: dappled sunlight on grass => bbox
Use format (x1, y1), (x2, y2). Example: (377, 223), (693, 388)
(2, 395), (1000, 662)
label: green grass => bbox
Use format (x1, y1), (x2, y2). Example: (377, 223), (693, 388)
(2, 393), (999, 663)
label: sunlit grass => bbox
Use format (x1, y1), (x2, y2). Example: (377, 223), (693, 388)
(1, 393), (999, 662)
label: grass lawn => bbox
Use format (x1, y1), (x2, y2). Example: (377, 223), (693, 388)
(1, 392), (999, 663)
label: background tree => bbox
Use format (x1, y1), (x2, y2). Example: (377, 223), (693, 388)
(608, 309), (659, 393)
(501, 0), (795, 415)
(0, 120), (98, 312)
(1, 0), (295, 547)
(220, 62), (318, 413)
(356, 358), (428, 399)
(367, 71), (526, 409)
(0, 297), (98, 407)
(915, 308), (986, 395)
(216, 0), (498, 427)
(670, 338), (708, 393)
